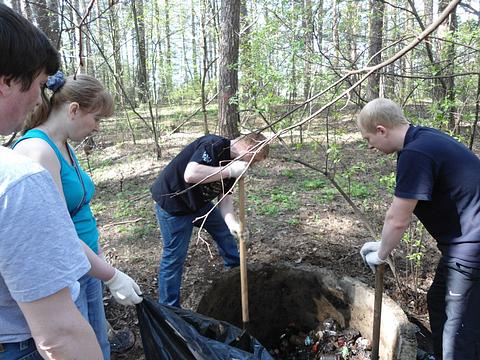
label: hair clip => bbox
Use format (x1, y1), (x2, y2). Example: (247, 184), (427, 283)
(46, 70), (65, 92)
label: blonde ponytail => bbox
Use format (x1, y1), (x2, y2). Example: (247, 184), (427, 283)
(23, 73), (114, 134)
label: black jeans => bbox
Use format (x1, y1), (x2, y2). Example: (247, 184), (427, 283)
(427, 257), (480, 359)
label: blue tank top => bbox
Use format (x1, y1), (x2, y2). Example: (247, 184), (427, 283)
(14, 129), (99, 253)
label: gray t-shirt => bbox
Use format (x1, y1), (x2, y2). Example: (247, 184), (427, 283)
(0, 147), (91, 342)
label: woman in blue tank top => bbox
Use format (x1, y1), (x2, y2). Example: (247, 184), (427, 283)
(13, 72), (142, 359)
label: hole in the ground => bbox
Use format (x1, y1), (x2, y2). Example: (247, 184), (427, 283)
(197, 263), (417, 360)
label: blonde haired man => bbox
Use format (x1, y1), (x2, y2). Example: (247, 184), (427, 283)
(358, 98), (480, 360)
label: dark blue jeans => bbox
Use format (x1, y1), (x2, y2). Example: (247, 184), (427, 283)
(75, 274), (110, 360)
(155, 203), (240, 307)
(0, 338), (42, 360)
(427, 257), (480, 359)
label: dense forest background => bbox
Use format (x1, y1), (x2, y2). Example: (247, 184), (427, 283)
(4, 0), (479, 146)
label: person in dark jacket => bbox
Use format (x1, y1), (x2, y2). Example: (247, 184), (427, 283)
(358, 98), (480, 360)
(151, 133), (269, 307)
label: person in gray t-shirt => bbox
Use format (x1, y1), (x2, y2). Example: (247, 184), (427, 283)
(0, 4), (103, 359)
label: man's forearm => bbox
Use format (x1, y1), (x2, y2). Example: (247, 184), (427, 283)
(36, 320), (102, 360)
(184, 162), (230, 184)
(378, 197), (417, 259)
(378, 219), (408, 259)
(19, 288), (102, 360)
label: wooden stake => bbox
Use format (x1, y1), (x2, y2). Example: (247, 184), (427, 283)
(371, 263), (385, 360)
(238, 177), (249, 329)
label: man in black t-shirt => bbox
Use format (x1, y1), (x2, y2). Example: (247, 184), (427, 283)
(150, 133), (269, 307)
(357, 98), (480, 360)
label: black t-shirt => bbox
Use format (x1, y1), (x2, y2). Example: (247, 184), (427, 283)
(396, 125), (480, 264)
(150, 135), (235, 215)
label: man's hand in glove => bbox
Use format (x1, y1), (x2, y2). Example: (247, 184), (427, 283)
(227, 220), (250, 246)
(227, 161), (248, 178)
(105, 269), (143, 305)
(360, 241), (386, 272)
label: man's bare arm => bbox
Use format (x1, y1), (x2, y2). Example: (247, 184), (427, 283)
(378, 196), (418, 259)
(184, 162), (231, 184)
(184, 161), (247, 184)
(18, 287), (102, 360)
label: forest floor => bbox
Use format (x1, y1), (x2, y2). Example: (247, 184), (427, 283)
(82, 111), (447, 359)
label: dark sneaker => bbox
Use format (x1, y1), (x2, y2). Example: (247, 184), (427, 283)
(109, 327), (135, 353)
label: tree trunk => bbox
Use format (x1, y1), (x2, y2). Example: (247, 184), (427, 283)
(191, 0), (199, 80)
(210, 0), (219, 82)
(218, 0), (240, 138)
(95, 0), (106, 84)
(83, 0), (94, 75)
(438, 0), (457, 130)
(181, 8), (190, 84)
(73, 0), (83, 72)
(132, 0), (149, 103)
(332, 0), (339, 68)
(303, 0), (313, 101)
(200, 0), (210, 135)
(165, 0), (173, 96)
(32, 0), (60, 47)
(425, 0), (433, 25)
(155, 0), (166, 103)
(367, 0), (385, 100)
(107, 6), (124, 103)
(315, 0), (323, 74)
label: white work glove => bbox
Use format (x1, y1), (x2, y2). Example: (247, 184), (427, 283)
(227, 220), (250, 246)
(105, 269), (143, 305)
(360, 241), (386, 273)
(227, 161), (248, 178)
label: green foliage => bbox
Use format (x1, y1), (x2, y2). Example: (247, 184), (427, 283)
(91, 203), (107, 214)
(168, 81), (201, 104)
(271, 192), (298, 210)
(346, 181), (370, 198)
(326, 143), (342, 164)
(302, 178), (326, 190)
(261, 204), (280, 215)
(379, 172), (396, 192)
(343, 163), (366, 177)
(281, 169), (295, 178)
(402, 227), (426, 268)
(94, 158), (114, 169)
(294, 142), (304, 151)
(320, 187), (337, 201)
(287, 217), (300, 226)
(249, 187), (299, 215)
(130, 222), (158, 238)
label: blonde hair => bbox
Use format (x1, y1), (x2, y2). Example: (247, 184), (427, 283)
(357, 98), (408, 133)
(23, 74), (114, 133)
(236, 132), (269, 160)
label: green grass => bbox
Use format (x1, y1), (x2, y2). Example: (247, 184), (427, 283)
(302, 178), (327, 190)
(249, 187), (299, 215)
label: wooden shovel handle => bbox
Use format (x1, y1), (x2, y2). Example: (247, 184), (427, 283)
(238, 177), (249, 328)
(371, 263), (385, 360)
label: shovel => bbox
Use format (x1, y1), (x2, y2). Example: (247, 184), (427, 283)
(371, 263), (385, 360)
(238, 177), (249, 330)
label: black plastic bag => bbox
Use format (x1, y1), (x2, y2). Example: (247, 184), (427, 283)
(136, 297), (274, 360)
